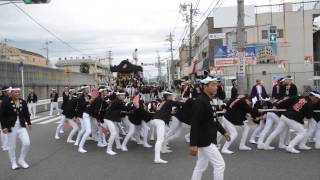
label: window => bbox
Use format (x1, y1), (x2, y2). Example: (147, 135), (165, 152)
(277, 29), (284, 38)
(262, 30), (268, 39)
(33, 58), (35, 62)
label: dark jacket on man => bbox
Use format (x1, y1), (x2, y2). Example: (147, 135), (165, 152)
(190, 93), (226, 147)
(224, 97), (256, 126)
(272, 84), (282, 100)
(104, 99), (130, 122)
(27, 93), (38, 103)
(61, 91), (69, 111)
(250, 84), (269, 100)
(75, 94), (91, 118)
(50, 92), (59, 102)
(0, 97), (31, 132)
(153, 100), (180, 125)
(281, 96), (313, 124)
(89, 95), (110, 123)
(63, 95), (78, 119)
(280, 83), (298, 97)
(231, 86), (238, 99)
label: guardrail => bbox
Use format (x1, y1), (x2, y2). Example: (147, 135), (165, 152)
(35, 97), (63, 110)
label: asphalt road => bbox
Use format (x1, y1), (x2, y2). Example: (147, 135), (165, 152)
(0, 111), (319, 180)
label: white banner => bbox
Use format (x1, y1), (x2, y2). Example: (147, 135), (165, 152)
(208, 33), (225, 40)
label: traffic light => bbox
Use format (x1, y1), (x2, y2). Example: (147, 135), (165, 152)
(23, 0), (51, 4)
(269, 26), (277, 43)
(269, 33), (277, 42)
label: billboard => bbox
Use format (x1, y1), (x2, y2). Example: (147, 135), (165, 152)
(214, 45), (257, 67)
(213, 43), (277, 67)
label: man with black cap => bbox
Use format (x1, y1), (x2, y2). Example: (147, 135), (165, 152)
(1, 87), (31, 170)
(190, 76), (230, 180)
(27, 89), (37, 119)
(49, 88), (59, 116)
(263, 91), (320, 153)
(280, 75), (298, 97)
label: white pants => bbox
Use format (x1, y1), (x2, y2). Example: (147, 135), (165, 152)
(141, 121), (151, 145)
(300, 118), (318, 146)
(315, 121), (320, 147)
(264, 115), (307, 149)
(104, 119), (121, 152)
(75, 113), (92, 149)
(150, 125), (156, 140)
(164, 116), (183, 145)
(257, 112), (280, 146)
(250, 120), (265, 142)
(191, 143), (225, 180)
(150, 119), (166, 161)
(122, 116), (135, 148)
(1, 128), (8, 149)
(49, 102), (59, 116)
(97, 121), (107, 145)
(91, 118), (99, 141)
(55, 115), (67, 138)
(27, 102), (36, 118)
(221, 117), (250, 150)
(7, 122), (30, 164)
(67, 119), (79, 142)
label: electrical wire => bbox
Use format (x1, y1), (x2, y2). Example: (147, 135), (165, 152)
(12, 3), (87, 56)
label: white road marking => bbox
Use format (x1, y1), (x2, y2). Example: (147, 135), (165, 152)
(31, 116), (54, 123)
(37, 116), (62, 125)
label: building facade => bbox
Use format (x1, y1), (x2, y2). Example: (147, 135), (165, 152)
(55, 57), (111, 84)
(181, 1), (320, 94)
(0, 44), (48, 67)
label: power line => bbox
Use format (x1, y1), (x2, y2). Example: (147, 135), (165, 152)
(12, 3), (87, 56)
(172, 25), (189, 58)
(193, 0), (200, 13)
(196, 0), (218, 24)
(197, 0), (224, 27)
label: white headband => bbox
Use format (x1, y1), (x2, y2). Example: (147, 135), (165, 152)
(116, 92), (126, 95)
(310, 92), (320, 99)
(80, 86), (89, 90)
(99, 88), (107, 92)
(200, 76), (218, 84)
(11, 88), (21, 91)
(5, 87), (12, 91)
(163, 91), (173, 95)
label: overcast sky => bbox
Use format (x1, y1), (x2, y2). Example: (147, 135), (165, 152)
(0, 0), (303, 77)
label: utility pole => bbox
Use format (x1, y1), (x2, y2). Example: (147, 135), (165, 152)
(179, 3), (196, 66)
(1, 38), (9, 59)
(236, 0), (247, 95)
(45, 41), (52, 65)
(189, 3), (193, 66)
(167, 32), (175, 90)
(156, 51), (162, 82)
(107, 50), (113, 83)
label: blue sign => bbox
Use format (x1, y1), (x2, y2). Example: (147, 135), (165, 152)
(214, 43), (278, 66)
